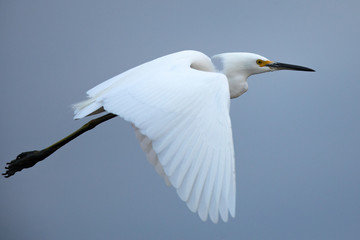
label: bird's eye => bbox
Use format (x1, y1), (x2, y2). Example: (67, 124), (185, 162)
(256, 59), (263, 65)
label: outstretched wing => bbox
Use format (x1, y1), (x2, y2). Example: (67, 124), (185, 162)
(74, 51), (236, 223)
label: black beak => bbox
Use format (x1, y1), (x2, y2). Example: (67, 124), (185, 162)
(266, 62), (315, 72)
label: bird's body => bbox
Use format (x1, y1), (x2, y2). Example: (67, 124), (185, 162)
(73, 50), (314, 223)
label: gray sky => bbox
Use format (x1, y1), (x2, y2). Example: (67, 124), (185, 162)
(1, 0), (360, 239)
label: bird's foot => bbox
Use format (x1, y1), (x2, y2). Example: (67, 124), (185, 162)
(3, 150), (45, 178)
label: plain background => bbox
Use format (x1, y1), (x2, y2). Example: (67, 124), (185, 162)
(1, 0), (359, 239)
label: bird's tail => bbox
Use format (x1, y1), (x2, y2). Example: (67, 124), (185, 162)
(72, 98), (104, 120)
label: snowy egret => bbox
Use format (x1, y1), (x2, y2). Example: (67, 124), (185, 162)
(4, 50), (314, 223)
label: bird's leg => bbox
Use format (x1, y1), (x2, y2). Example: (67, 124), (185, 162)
(3, 113), (117, 178)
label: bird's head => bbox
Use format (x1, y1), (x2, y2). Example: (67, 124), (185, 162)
(212, 52), (315, 79)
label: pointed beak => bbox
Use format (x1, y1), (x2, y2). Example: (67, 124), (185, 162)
(266, 62), (315, 72)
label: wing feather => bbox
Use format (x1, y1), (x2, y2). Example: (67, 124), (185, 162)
(199, 148), (218, 222)
(169, 127), (202, 188)
(187, 146), (212, 214)
(163, 118), (199, 177)
(219, 146), (232, 222)
(209, 147), (225, 223)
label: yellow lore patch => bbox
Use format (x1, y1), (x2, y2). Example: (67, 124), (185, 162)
(256, 59), (273, 67)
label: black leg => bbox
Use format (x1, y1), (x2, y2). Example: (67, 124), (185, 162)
(3, 113), (117, 178)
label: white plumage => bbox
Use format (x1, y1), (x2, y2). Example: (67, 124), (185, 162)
(73, 50), (314, 223)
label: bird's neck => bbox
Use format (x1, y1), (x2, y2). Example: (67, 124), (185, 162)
(227, 74), (249, 99)
(211, 54), (250, 99)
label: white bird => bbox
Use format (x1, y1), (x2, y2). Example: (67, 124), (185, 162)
(72, 50), (314, 223)
(4, 50), (314, 223)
